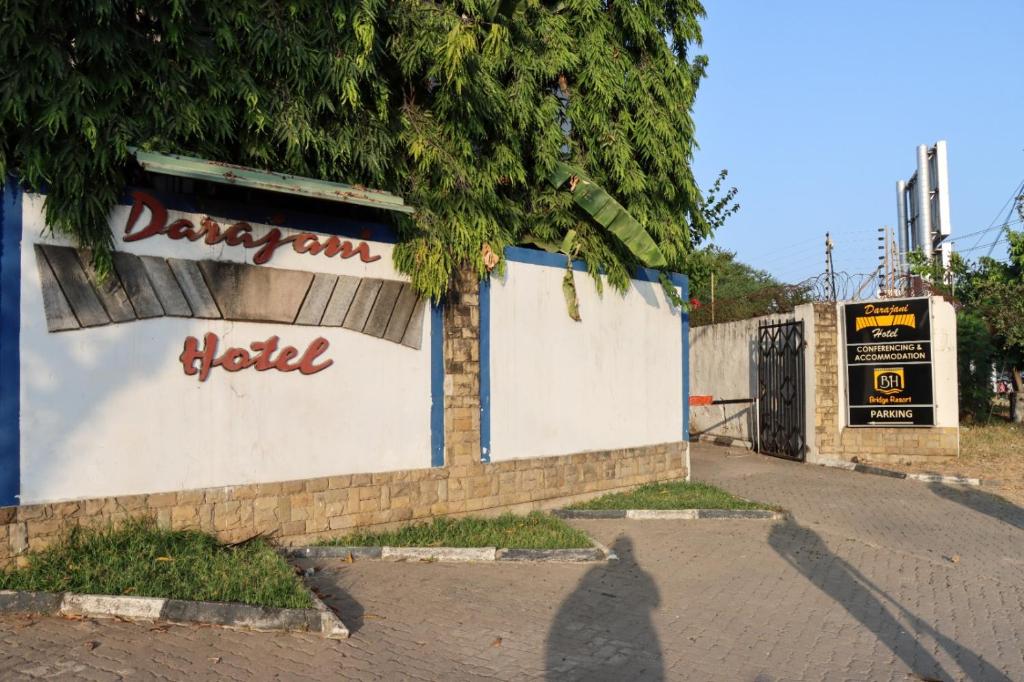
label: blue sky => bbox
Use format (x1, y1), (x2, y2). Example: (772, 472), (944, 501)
(690, 1), (1024, 284)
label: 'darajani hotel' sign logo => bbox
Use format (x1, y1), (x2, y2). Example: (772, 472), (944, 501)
(32, 192), (429, 384)
(843, 298), (934, 427)
(124, 191), (381, 265)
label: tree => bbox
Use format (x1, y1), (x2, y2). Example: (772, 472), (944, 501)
(1, 0), (716, 301)
(687, 247), (809, 326)
(969, 230), (1024, 422)
(910, 228), (1024, 421)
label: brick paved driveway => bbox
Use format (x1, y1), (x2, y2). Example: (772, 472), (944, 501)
(3, 443), (1023, 681)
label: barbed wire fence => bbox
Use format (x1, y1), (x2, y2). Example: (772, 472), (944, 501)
(690, 270), (941, 327)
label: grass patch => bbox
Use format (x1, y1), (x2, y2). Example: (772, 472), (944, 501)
(0, 518), (311, 609)
(319, 512), (593, 549)
(877, 420), (1024, 507)
(568, 480), (777, 511)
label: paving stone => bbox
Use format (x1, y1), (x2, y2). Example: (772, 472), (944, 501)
(2, 443), (1022, 681)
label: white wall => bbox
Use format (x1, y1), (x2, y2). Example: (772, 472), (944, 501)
(688, 309), (809, 445)
(487, 259), (684, 461)
(18, 194), (433, 504)
(929, 297), (959, 428)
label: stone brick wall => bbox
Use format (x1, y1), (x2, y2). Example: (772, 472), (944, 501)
(0, 443), (685, 569)
(1, 265), (687, 569)
(811, 303), (958, 464)
(444, 266), (482, 467)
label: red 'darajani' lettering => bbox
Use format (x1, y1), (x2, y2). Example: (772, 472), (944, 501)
(124, 191), (381, 265)
(180, 332), (333, 381)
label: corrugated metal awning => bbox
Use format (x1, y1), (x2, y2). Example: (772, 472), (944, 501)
(131, 149), (414, 214)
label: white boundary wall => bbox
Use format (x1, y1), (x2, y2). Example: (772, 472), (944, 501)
(486, 256), (685, 461)
(688, 306), (814, 447)
(16, 193), (432, 504)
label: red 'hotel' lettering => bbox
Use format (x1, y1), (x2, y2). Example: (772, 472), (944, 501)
(123, 191), (381, 265)
(180, 333), (333, 381)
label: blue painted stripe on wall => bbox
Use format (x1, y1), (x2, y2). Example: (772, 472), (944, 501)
(430, 302), (445, 467)
(504, 246), (688, 288)
(479, 278), (492, 463)
(0, 181), (23, 506)
(504, 245), (588, 272)
(680, 276), (690, 440)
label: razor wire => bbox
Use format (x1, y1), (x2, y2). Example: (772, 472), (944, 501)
(690, 271), (935, 327)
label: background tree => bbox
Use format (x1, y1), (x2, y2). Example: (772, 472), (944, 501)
(910, 228), (1024, 422)
(687, 247), (809, 326)
(1, 0), (719, 301)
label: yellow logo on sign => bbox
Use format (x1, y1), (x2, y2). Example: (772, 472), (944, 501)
(855, 313), (916, 332)
(873, 367), (905, 395)
(854, 303), (916, 332)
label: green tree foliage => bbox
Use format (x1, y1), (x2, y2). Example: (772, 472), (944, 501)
(1, 0), (715, 300)
(956, 312), (998, 420)
(909, 228), (1024, 420)
(688, 247), (809, 326)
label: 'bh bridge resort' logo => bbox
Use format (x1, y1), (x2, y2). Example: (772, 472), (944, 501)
(872, 367), (906, 396)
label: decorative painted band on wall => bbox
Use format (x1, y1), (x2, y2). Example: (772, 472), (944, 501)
(33, 245), (426, 349)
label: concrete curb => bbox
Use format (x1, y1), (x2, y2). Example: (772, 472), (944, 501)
(0, 589), (349, 639)
(551, 509), (627, 519)
(287, 543), (614, 563)
(552, 509), (784, 520)
(692, 434), (754, 450)
(905, 472), (982, 486)
(382, 546), (497, 562)
(816, 459), (982, 487)
(286, 546), (383, 560)
(495, 548), (606, 562)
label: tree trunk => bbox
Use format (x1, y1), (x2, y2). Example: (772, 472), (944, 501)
(1013, 368), (1024, 424)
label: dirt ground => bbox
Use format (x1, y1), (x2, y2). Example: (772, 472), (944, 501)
(871, 421), (1024, 506)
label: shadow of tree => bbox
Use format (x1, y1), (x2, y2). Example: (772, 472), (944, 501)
(769, 518), (1010, 682)
(545, 537), (663, 681)
(926, 483), (1024, 530)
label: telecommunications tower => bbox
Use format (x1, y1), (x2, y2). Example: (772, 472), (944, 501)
(895, 141), (952, 274)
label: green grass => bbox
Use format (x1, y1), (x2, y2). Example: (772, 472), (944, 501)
(319, 512), (594, 549)
(0, 518), (311, 609)
(567, 480), (777, 511)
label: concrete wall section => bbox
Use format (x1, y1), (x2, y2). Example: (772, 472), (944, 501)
(486, 250), (686, 462)
(688, 308), (811, 447)
(930, 298), (959, 428)
(17, 193), (435, 504)
(691, 298), (957, 463)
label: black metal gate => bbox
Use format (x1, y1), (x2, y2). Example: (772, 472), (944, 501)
(757, 320), (806, 461)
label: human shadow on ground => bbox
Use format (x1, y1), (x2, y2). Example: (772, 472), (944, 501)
(926, 482), (1024, 530)
(769, 519), (1010, 681)
(545, 537), (663, 681)
(306, 567), (366, 634)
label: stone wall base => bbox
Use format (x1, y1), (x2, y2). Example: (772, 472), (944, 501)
(827, 426), (959, 464)
(1, 442), (686, 569)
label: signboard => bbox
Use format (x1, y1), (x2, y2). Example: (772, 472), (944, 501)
(843, 298), (934, 427)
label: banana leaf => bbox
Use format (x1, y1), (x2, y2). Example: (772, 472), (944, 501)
(482, 0), (527, 22)
(562, 269), (581, 321)
(548, 162), (667, 268)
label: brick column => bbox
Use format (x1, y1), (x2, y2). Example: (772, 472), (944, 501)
(813, 303), (840, 454)
(443, 266), (482, 467)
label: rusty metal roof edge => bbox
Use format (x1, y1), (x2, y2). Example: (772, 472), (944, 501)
(130, 148), (415, 214)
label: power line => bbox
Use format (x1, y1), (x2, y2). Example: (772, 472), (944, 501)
(946, 217), (1023, 243)
(955, 236), (1010, 255)
(967, 178), (1024, 252)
